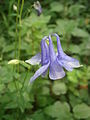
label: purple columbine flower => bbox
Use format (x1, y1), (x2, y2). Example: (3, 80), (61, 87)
(26, 33), (81, 82)
(33, 1), (42, 16)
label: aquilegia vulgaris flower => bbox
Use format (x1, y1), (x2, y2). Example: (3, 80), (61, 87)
(33, 1), (42, 16)
(26, 33), (81, 82)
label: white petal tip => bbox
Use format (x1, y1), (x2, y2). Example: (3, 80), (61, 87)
(74, 64), (83, 68)
(25, 60), (36, 65)
(25, 60), (30, 63)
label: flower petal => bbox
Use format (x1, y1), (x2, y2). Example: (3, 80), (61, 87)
(41, 68), (48, 77)
(58, 60), (73, 71)
(30, 62), (50, 82)
(49, 60), (65, 80)
(58, 55), (80, 71)
(34, 1), (42, 16)
(53, 33), (81, 69)
(41, 37), (49, 65)
(49, 35), (56, 62)
(25, 53), (41, 65)
(52, 33), (63, 54)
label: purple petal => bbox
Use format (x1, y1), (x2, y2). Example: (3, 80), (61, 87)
(52, 33), (63, 54)
(49, 59), (65, 80)
(41, 36), (49, 65)
(34, 1), (42, 16)
(49, 35), (56, 62)
(63, 59), (80, 68)
(58, 55), (80, 71)
(41, 68), (48, 77)
(51, 34), (80, 69)
(25, 53), (41, 65)
(52, 33), (80, 69)
(30, 62), (50, 82)
(58, 60), (73, 71)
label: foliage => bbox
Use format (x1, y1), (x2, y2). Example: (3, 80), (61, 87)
(0, 0), (90, 120)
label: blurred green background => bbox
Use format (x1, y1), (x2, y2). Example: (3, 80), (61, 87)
(0, 0), (90, 120)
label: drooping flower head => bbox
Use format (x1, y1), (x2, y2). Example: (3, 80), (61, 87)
(33, 1), (42, 16)
(26, 33), (81, 82)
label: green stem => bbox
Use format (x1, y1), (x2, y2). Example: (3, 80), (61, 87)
(21, 70), (29, 91)
(18, 0), (24, 72)
(15, 0), (20, 58)
(13, 66), (18, 91)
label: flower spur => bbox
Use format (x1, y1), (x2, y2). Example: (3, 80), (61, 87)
(52, 33), (81, 72)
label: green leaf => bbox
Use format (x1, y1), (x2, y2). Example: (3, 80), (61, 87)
(67, 70), (78, 83)
(2, 44), (14, 53)
(37, 96), (53, 107)
(72, 28), (89, 38)
(68, 4), (85, 17)
(52, 81), (67, 95)
(41, 86), (50, 95)
(69, 45), (81, 54)
(31, 110), (50, 120)
(73, 103), (90, 119)
(0, 66), (13, 83)
(0, 84), (5, 93)
(22, 13), (50, 28)
(69, 94), (82, 108)
(50, 2), (64, 12)
(55, 20), (77, 36)
(44, 101), (73, 120)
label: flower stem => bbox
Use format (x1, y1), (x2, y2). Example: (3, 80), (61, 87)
(15, 0), (20, 58)
(21, 70), (29, 91)
(18, 0), (24, 72)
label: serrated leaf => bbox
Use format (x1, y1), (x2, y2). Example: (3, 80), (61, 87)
(2, 44), (14, 53)
(50, 2), (64, 12)
(0, 84), (5, 93)
(73, 103), (90, 119)
(69, 45), (81, 54)
(68, 4), (85, 17)
(52, 81), (67, 95)
(44, 101), (73, 120)
(31, 110), (49, 120)
(72, 28), (89, 38)
(55, 20), (77, 36)
(67, 70), (80, 84)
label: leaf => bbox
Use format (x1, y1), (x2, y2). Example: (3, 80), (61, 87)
(37, 96), (53, 107)
(67, 70), (78, 83)
(72, 28), (89, 38)
(55, 20), (77, 36)
(79, 89), (89, 102)
(44, 101), (73, 120)
(50, 2), (64, 12)
(69, 45), (81, 54)
(31, 110), (50, 120)
(73, 103), (90, 119)
(69, 94), (82, 108)
(22, 13), (50, 28)
(41, 86), (50, 95)
(5, 101), (18, 109)
(0, 66), (13, 83)
(68, 4), (85, 17)
(52, 81), (67, 95)
(2, 44), (14, 53)
(0, 84), (5, 94)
